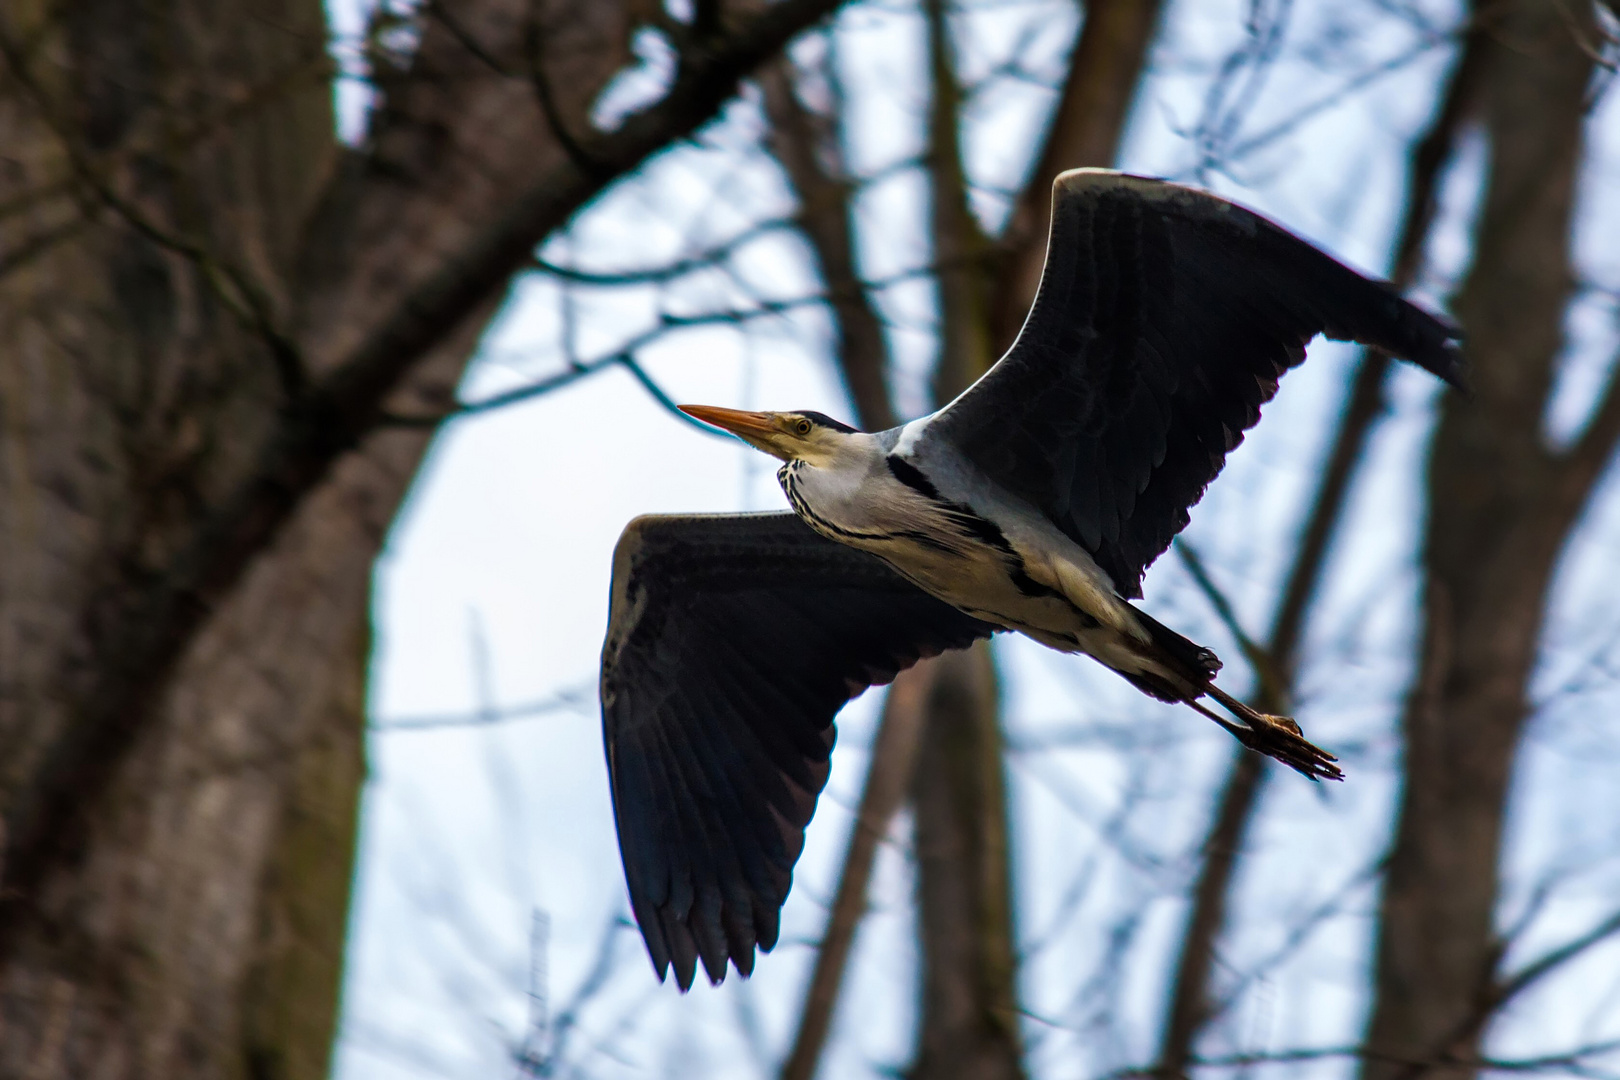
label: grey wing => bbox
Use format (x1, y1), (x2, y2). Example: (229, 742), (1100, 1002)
(600, 512), (994, 990)
(928, 169), (1466, 598)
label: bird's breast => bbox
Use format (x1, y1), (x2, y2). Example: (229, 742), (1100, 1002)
(779, 457), (1127, 649)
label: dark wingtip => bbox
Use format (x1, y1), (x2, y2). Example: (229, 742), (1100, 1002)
(699, 943), (729, 987)
(1387, 292), (1469, 394)
(662, 909), (701, 992)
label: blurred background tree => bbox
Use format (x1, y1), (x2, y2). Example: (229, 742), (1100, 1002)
(1, 1), (1618, 1079)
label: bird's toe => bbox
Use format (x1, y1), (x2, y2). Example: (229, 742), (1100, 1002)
(1262, 713), (1302, 737)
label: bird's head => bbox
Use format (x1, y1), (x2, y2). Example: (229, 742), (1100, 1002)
(678, 405), (861, 465)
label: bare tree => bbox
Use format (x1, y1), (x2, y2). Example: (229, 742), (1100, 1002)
(0, 0), (841, 1073)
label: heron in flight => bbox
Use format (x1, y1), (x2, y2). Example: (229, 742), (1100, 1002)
(600, 170), (1465, 990)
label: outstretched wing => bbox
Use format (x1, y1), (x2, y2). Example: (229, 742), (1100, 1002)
(600, 512), (994, 990)
(927, 169), (1466, 598)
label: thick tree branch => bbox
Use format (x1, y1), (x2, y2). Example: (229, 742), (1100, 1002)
(904, 8), (1024, 1080)
(0, 24), (311, 396)
(0, 0), (848, 950)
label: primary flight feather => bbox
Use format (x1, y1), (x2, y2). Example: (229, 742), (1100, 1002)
(599, 169), (1465, 991)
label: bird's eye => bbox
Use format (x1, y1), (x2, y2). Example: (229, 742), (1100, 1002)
(795, 418), (812, 436)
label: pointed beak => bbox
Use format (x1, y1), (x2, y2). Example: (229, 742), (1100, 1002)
(678, 405), (778, 442)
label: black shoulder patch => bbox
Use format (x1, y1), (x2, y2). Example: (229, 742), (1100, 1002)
(799, 410), (860, 434)
(886, 455), (941, 499)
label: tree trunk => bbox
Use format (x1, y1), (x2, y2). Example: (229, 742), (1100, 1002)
(910, 646), (1023, 1080)
(0, 0), (640, 1073)
(905, 6), (1026, 1079)
(1362, 2), (1612, 1075)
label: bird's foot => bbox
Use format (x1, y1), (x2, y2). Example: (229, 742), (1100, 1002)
(1194, 688), (1343, 782)
(1233, 710), (1341, 781)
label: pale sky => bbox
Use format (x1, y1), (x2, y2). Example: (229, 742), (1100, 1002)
(325, 1), (1620, 1077)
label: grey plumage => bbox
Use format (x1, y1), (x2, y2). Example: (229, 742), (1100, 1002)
(598, 170), (1466, 991)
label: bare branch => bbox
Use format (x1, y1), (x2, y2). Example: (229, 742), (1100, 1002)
(1092, 1040), (1620, 1080)
(1188, 0), (1297, 184)
(370, 680), (595, 732)
(1173, 541), (1286, 708)
(425, 0), (517, 77)
(0, 217), (87, 283)
(531, 215), (794, 285)
(1214, 29), (1455, 176)
(1493, 906), (1620, 1011)
(523, 0), (615, 180)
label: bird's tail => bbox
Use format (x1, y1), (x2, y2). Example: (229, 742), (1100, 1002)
(1116, 604), (1221, 703)
(1132, 604), (1221, 683)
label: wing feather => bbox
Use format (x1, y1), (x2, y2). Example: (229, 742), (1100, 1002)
(600, 512), (994, 989)
(930, 169), (1465, 597)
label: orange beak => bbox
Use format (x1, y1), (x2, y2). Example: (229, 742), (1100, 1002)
(677, 405), (779, 442)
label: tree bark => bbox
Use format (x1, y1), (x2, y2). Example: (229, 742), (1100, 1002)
(1362, 3), (1611, 1075)
(0, 0), (841, 1073)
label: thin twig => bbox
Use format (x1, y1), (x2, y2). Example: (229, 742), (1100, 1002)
(531, 216), (794, 286)
(370, 680), (595, 732)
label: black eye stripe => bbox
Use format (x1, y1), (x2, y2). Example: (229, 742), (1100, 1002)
(795, 410), (860, 434)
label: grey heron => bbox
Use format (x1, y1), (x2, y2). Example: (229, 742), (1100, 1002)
(600, 170), (1465, 990)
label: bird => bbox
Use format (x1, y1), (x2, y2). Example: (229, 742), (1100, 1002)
(599, 169), (1465, 991)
